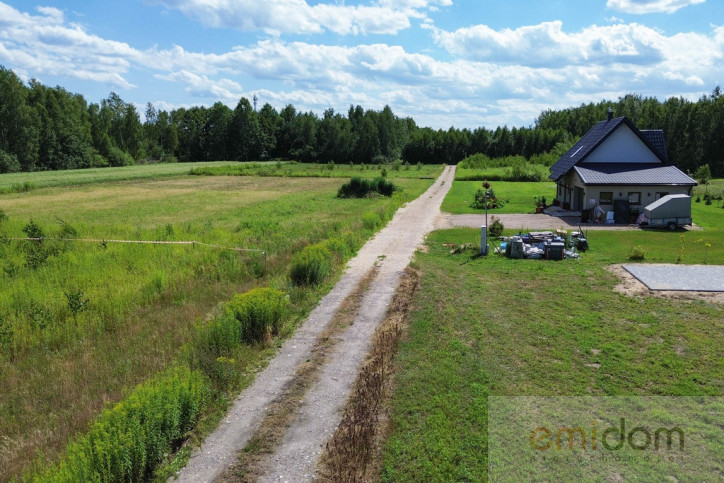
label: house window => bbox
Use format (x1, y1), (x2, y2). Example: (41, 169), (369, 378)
(599, 191), (613, 204)
(628, 192), (641, 205)
(655, 192), (669, 200)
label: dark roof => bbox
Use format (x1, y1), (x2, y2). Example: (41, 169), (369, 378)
(640, 130), (668, 162)
(574, 163), (696, 186)
(549, 116), (668, 181)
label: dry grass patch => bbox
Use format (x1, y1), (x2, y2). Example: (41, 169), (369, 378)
(316, 267), (421, 482)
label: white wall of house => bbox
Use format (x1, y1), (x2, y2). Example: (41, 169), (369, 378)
(585, 125), (661, 164)
(583, 185), (692, 212)
(557, 170), (692, 212)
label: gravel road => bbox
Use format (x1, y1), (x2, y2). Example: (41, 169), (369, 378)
(173, 166), (455, 482)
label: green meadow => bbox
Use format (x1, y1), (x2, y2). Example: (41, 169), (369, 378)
(0, 164), (440, 479)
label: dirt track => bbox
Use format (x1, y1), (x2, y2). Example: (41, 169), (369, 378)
(173, 166), (455, 482)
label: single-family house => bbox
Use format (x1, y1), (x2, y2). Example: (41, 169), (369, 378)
(549, 109), (696, 222)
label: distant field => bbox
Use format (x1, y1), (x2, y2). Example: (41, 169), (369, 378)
(189, 161), (443, 179)
(0, 165), (434, 479)
(381, 227), (724, 481)
(0, 161), (235, 192)
(441, 180), (557, 214)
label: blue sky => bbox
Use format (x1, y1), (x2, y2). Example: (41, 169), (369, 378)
(1, 0), (722, 129)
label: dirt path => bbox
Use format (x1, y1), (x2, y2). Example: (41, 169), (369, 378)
(173, 166), (455, 482)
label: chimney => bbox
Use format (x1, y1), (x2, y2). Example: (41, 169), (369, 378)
(607, 107), (613, 121)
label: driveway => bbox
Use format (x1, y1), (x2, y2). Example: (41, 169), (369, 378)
(435, 213), (644, 231)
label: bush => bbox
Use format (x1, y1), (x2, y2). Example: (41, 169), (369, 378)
(489, 216), (504, 238)
(628, 245), (646, 261)
(0, 149), (20, 173)
(106, 146), (135, 167)
(458, 153), (493, 169)
(226, 287), (289, 343)
(39, 367), (208, 482)
(506, 158), (543, 182)
(362, 212), (382, 230)
(289, 244), (333, 286)
(337, 177), (397, 198)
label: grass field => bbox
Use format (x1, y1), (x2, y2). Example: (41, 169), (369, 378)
(189, 161), (443, 179)
(380, 227), (724, 481)
(0, 165), (436, 479)
(441, 180), (557, 214)
(0, 162), (237, 193)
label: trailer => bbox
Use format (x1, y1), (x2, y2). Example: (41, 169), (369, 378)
(640, 194), (692, 230)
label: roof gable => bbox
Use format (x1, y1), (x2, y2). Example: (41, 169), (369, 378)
(549, 116), (668, 181)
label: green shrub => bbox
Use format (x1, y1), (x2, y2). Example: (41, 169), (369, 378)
(289, 244), (333, 286)
(38, 367), (209, 482)
(337, 177), (397, 198)
(323, 237), (351, 261)
(0, 149), (20, 173)
(628, 245), (646, 261)
(489, 216), (504, 238)
(362, 212), (382, 230)
(226, 287), (289, 343)
(107, 146), (135, 167)
(459, 153), (492, 169)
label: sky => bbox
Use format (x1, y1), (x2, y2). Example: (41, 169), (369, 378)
(0, 0), (722, 129)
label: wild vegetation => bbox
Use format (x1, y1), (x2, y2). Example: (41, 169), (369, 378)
(0, 164), (438, 480)
(2, 65), (722, 174)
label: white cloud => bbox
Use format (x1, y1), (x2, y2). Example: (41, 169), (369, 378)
(431, 21), (668, 66)
(150, 0), (450, 35)
(156, 71), (243, 100)
(0, 2), (138, 88)
(606, 0), (705, 14)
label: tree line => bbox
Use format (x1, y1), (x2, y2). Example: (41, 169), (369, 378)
(1, 66), (722, 175)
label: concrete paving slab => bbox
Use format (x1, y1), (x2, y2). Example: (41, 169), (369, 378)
(622, 264), (724, 292)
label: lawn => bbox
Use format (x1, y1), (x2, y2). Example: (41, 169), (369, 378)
(441, 180), (557, 214)
(381, 228), (724, 481)
(0, 165), (434, 479)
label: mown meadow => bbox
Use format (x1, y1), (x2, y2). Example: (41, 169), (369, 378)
(380, 181), (724, 481)
(0, 162), (441, 480)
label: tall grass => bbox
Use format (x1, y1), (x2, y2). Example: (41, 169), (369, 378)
(0, 172), (433, 479)
(35, 367), (209, 482)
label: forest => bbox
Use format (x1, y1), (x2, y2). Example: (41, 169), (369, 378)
(1, 65), (722, 175)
